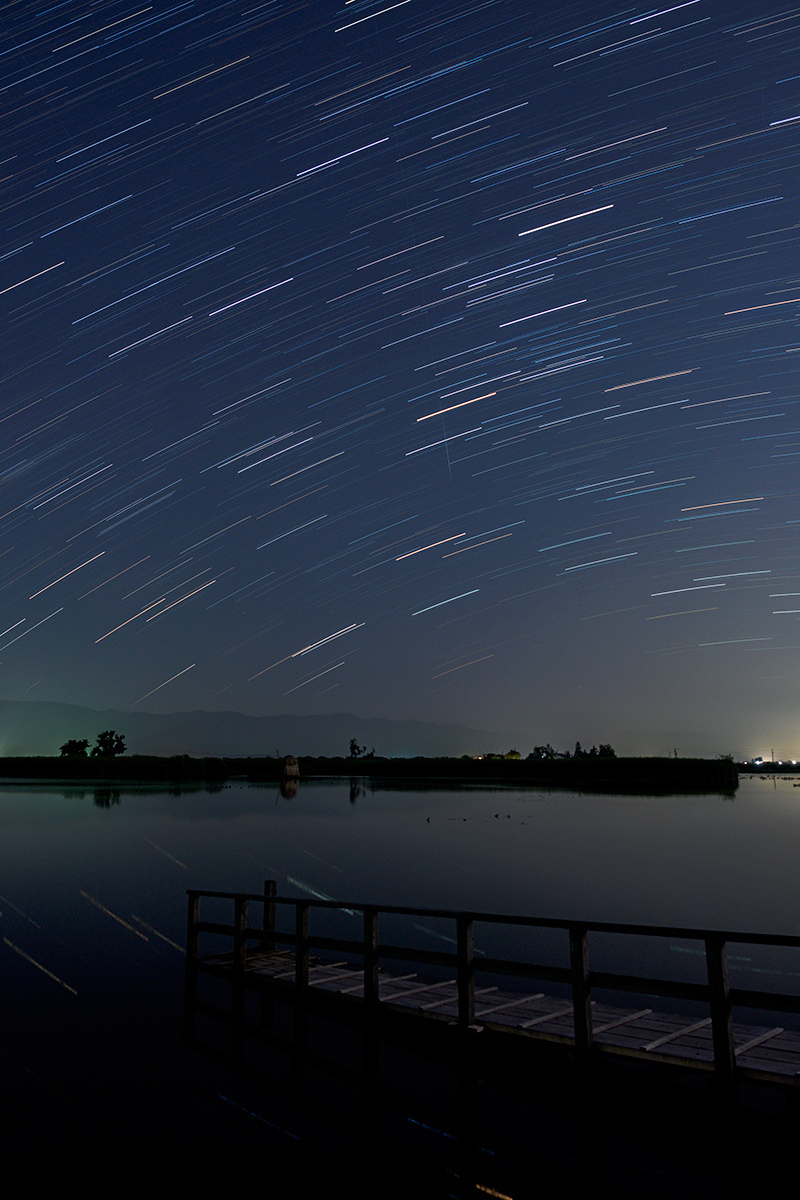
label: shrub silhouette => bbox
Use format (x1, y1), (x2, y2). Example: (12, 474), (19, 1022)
(60, 738), (90, 757)
(90, 730), (126, 758)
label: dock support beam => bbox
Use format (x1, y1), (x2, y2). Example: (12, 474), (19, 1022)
(260, 881), (277, 1027)
(231, 895), (248, 1064)
(296, 902), (310, 993)
(705, 936), (735, 1085)
(364, 906), (379, 1008)
(569, 924), (593, 1066)
(457, 916), (475, 1028)
(183, 890), (199, 1042)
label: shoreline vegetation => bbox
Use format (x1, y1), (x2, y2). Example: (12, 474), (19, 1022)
(0, 754), (739, 793)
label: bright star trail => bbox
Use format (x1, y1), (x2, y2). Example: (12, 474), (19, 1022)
(1, 0), (799, 756)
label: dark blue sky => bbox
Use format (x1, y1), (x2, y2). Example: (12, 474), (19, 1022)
(2, 0), (799, 757)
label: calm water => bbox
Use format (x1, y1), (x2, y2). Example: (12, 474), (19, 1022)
(4, 773), (799, 923)
(2, 772), (800, 1156)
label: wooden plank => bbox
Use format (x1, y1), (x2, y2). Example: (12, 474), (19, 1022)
(519, 1004), (576, 1029)
(594, 1008), (652, 1034)
(422, 988), (496, 1008)
(642, 1017), (712, 1052)
(302, 968), (365, 989)
(316, 969), (370, 989)
(476, 992), (544, 1018)
(270, 960), (349, 981)
(735, 1027), (784, 1056)
(382, 978), (457, 1003)
(338, 972), (418, 995)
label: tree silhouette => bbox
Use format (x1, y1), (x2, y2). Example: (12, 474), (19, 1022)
(60, 738), (90, 757)
(90, 730), (126, 758)
(348, 738), (375, 759)
(528, 744), (555, 760)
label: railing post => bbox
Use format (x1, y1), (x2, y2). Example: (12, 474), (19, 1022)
(569, 924), (593, 1065)
(296, 902), (309, 993)
(183, 891), (200, 1041)
(364, 906), (379, 1008)
(262, 879), (276, 954)
(705, 936), (735, 1085)
(457, 915), (475, 1028)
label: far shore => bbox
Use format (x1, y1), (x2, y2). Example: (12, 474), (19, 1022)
(0, 753), (739, 793)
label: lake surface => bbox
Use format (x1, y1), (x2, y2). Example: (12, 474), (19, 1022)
(3, 773), (800, 1165)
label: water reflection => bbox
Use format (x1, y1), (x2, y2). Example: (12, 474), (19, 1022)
(183, 977), (566, 1196)
(93, 787), (121, 808)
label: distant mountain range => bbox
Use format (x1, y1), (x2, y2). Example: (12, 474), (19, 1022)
(0, 699), (509, 759)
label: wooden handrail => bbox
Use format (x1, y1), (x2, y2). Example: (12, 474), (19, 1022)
(185, 888), (800, 948)
(186, 882), (800, 1080)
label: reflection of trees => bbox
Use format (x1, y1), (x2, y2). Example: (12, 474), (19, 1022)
(349, 778), (364, 804)
(93, 787), (121, 808)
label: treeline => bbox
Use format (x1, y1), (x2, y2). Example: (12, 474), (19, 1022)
(479, 742), (616, 761)
(0, 755), (231, 783)
(0, 752), (738, 793)
(294, 754), (737, 793)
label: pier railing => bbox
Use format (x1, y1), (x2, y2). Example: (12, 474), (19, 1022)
(186, 883), (800, 1083)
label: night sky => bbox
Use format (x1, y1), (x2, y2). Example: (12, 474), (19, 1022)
(2, 0), (799, 758)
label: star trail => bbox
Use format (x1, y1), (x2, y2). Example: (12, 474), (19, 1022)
(2, 0), (799, 756)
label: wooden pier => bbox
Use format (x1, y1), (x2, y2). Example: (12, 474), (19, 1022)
(184, 883), (800, 1090)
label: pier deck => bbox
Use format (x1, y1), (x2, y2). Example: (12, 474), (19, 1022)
(185, 884), (800, 1089)
(195, 946), (800, 1083)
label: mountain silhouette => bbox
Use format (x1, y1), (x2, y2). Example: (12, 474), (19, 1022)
(0, 699), (509, 759)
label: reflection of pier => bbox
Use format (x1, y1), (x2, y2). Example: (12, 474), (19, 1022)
(184, 884), (800, 1088)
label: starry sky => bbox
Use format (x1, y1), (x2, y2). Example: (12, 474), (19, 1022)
(1, 0), (799, 758)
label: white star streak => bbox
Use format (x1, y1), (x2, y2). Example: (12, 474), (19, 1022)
(293, 623), (365, 656)
(0, 261), (63, 296)
(0, 609), (62, 652)
(3, 937), (77, 995)
(95, 598), (166, 642)
(499, 301), (586, 327)
(29, 552), (105, 598)
(518, 206), (613, 235)
(413, 590), (479, 616)
(133, 664), (196, 705)
(208, 277), (293, 316)
(284, 661), (345, 693)
(397, 534), (466, 560)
